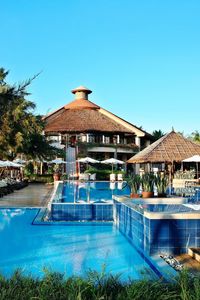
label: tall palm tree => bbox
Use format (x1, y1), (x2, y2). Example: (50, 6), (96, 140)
(0, 68), (58, 160)
(152, 129), (165, 141)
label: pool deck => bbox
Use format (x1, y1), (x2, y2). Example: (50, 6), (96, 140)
(175, 254), (200, 275)
(0, 183), (53, 207)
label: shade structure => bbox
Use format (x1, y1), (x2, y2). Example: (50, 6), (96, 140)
(0, 161), (24, 168)
(182, 155), (200, 178)
(127, 131), (200, 164)
(77, 157), (100, 164)
(50, 158), (66, 164)
(182, 155), (200, 163)
(13, 158), (26, 164)
(0, 161), (7, 167)
(77, 157), (99, 173)
(101, 158), (124, 172)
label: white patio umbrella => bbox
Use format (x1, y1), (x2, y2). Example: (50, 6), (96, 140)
(0, 160), (7, 167)
(77, 157), (100, 164)
(3, 161), (24, 168)
(50, 158), (66, 164)
(77, 157), (99, 171)
(182, 155), (200, 178)
(13, 158), (26, 164)
(101, 158), (125, 173)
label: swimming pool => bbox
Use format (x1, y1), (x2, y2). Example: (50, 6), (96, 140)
(61, 181), (130, 203)
(0, 208), (159, 280)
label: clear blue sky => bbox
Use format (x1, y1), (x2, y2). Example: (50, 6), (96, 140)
(1, 0), (200, 135)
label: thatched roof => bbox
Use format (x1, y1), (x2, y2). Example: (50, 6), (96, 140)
(45, 107), (134, 133)
(44, 86), (152, 137)
(127, 131), (200, 164)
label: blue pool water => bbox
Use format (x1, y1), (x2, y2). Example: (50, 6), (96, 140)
(62, 181), (130, 203)
(0, 208), (158, 280)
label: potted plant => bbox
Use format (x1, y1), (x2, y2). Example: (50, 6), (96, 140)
(53, 164), (61, 181)
(127, 175), (141, 198)
(141, 173), (155, 198)
(156, 174), (169, 197)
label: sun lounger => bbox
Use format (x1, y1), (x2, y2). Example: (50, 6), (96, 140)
(89, 173), (96, 181)
(117, 173), (123, 181)
(79, 173), (89, 181)
(110, 173), (116, 182)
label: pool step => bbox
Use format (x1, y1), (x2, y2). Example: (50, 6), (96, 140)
(188, 248), (200, 263)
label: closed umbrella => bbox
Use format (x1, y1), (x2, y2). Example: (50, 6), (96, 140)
(101, 158), (125, 173)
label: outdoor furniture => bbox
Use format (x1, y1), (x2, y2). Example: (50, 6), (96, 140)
(79, 173), (89, 181)
(89, 173), (96, 181)
(110, 173), (116, 182)
(117, 173), (123, 181)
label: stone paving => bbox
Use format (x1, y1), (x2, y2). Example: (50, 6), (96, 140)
(0, 183), (53, 207)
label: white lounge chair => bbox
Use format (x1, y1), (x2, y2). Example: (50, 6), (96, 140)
(89, 173), (96, 181)
(79, 173), (89, 181)
(110, 173), (116, 182)
(117, 173), (123, 181)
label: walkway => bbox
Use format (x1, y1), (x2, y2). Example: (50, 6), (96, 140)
(0, 183), (53, 207)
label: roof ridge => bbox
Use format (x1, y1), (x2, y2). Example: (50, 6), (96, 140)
(64, 98), (100, 110)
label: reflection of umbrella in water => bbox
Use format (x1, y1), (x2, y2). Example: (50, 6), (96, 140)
(182, 155), (200, 178)
(101, 158), (125, 173)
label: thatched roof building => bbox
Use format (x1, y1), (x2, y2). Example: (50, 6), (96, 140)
(43, 86), (153, 164)
(44, 86), (151, 137)
(127, 131), (200, 164)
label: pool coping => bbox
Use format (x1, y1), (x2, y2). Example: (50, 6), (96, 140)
(113, 196), (200, 219)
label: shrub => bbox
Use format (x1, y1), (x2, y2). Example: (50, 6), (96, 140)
(25, 174), (53, 183)
(0, 269), (199, 300)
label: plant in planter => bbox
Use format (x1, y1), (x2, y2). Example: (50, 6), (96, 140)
(127, 175), (141, 198)
(53, 164), (61, 181)
(156, 174), (169, 197)
(141, 173), (155, 198)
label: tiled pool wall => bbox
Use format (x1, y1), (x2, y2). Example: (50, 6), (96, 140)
(113, 199), (200, 255)
(51, 203), (113, 221)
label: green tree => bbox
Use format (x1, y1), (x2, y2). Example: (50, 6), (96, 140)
(0, 68), (59, 160)
(189, 130), (200, 144)
(152, 129), (165, 141)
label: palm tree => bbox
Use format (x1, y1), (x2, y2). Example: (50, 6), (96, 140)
(152, 129), (165, 141)
(0, 67), (59, 160)
(190, 130), (200, 144)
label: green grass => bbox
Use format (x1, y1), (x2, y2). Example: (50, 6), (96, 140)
(0, 269), (199, 300)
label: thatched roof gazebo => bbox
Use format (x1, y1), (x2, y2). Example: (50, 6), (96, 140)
(127, 130), (200, 184)
(127, 131), (200, 164)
